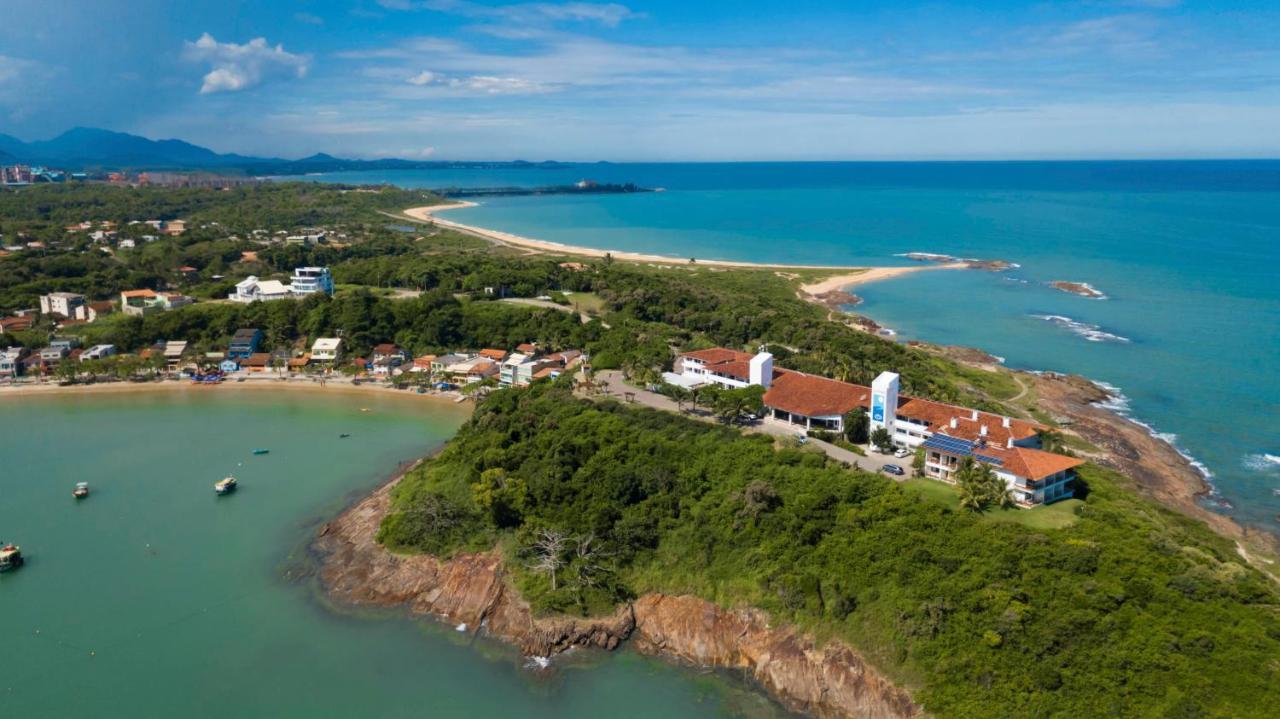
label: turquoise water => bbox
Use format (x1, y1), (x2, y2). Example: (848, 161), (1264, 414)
(312, 163), (1280, 533)
(0, 390), (791, 719)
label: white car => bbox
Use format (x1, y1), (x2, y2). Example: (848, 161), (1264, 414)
(893, 448), (910, 458)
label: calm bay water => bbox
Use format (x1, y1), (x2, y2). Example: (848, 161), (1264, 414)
(0, 389), (790, 719)
(315, 162), (1280, 532)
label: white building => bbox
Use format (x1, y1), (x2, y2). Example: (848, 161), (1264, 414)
(40, 292), (86, 318)
(229, 276), (294, 303)
(81, 344), (117, 361)
(311, 338), (342, 363)
(290, 267), (334, 296)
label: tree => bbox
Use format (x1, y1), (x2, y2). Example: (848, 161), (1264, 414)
(870, 427), (893, 454)
(668, 385), (692, 412)
(844, 407), (869, 444)
(529, 528), (568, 591)
(912, 447), (926, 477)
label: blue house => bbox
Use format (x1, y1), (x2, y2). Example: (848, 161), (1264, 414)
(228, 328), (263, 360)
(220, 359), (240, 372)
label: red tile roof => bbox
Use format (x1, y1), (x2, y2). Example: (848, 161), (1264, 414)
(681, 348), (754, 365)
(479, 348), (508, 361)
(763, 371), (870, 418)
(243, 352), (271, 367)
(896, 396), (1042, 444)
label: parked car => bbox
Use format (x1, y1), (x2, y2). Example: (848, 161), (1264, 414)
(881, 464), (905, 476)
(893, 448), (910, 458)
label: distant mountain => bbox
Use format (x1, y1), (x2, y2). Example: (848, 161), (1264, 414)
(0, 127), (570, 175)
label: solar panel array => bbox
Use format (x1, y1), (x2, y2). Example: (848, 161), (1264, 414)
(922, 434), (974, 455)
(973, 451), (1005, 466)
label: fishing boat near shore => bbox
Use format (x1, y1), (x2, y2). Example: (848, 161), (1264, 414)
(0, 543), (23, 572)
(72, 482), (90, 499)
(252, 448), (270, 455)
(215, 476), (238, 495)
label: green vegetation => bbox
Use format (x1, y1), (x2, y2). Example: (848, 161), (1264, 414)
(381, 384), (1280, 718)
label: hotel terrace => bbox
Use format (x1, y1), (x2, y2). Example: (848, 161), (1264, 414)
(675, 348), (1082, 507)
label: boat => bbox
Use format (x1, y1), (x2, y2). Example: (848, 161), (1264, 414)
(339, 433), (351, 438)
(72, 482), (90, 499)
(214, 476), (238, 495)
(0, 544), (23, 572)
(252, 448), (270, 455)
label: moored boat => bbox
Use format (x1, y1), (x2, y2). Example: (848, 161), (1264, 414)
(215, 476), (238, 495)
(73, 482), (90, 499)
(252, 448), (269, 455)
(0, 543), (23, 572)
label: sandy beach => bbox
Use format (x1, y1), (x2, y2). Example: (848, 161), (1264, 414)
(798, 264), (968, 295)
(403, 204), (967, 286)
(0, 375), (472, 406)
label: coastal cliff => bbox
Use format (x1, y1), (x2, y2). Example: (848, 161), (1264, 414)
(315, 479), (921, 719)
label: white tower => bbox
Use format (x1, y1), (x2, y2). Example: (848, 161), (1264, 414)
(870, 371), (900, 437)
(748, 352), (774, 388)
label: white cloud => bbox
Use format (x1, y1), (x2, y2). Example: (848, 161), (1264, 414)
(295, 12), (325, 25)
(405, 69), (554, 94)
(183, 33), (310, 94)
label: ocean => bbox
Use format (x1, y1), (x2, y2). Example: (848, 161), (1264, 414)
(314, 162), (1280, 533)
(0, 390), (792, 718)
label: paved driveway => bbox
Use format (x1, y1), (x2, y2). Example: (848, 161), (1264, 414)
(585, 370), (911, 478)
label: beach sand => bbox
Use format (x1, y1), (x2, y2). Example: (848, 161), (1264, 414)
(0, 376), (472, 406)
(403, 204), (966, 285)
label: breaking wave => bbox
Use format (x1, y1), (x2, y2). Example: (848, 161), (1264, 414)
(1031, 314), (1131, 343)
(1243, 453), (1280, 473)
(1089, 380), (1217, 492)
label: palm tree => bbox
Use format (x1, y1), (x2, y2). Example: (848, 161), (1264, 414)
(958, 482), (986, 512)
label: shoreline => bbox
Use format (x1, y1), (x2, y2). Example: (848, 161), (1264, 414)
(313, 472), (921, 719)
(0, 375), (474, 406)
(403, 204), (965, 282)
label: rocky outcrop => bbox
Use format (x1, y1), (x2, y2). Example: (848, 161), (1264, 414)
(1050, 281), (1106, 299)
(315, 478), (922, 719)
(633, 595), (919, 719)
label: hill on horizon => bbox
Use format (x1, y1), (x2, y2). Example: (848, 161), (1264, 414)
(0, 127), (569, 175)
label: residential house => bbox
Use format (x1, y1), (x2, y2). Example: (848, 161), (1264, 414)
(310, 338), (342, 363)
(39, 346), (68, 363)
(220, 359), (241, 372)
(410, 354), (437, 373)
(39, 292), (86, 318)
(228, 276), (292, 303)
(515, 342), (539, 356)
(164, 220), (187, 236)
(445, 356), (499, 384)
(228, 328), (264, 360)
(120, 289), (189, 316)
(371, 343), (408, 374)
(0, 315), (35, 334)
(430, 353), (471, 373)
(49, 337), (81, 353)
(478, 348), (508, 362)
(163, 341), (188, 371)
(242, 353), (272, 373)
(177, 266), (199, 281)
(81, 344), (116, 361)
(289, 266), (334, 296)
(84, 300), (115, 322)
(0, 347), (28, 378)
(500, 353), (551, 387)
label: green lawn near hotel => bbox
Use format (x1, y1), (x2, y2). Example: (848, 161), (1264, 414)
(902, 477), (1083, 529)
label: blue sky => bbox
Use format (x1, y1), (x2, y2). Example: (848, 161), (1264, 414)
(1, 0), (1278, 160)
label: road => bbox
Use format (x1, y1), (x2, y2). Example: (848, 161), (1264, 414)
(586, 370), (910, 478)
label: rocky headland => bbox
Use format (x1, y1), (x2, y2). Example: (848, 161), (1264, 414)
(314, 477), (922, 719)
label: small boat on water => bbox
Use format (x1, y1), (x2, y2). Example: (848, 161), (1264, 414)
(72, 482), (90, 499)
(252, 448), (270, 455)
(215, 476), (238, 495)
(0, 544), (23, 572)
(339, 433), (351, 438)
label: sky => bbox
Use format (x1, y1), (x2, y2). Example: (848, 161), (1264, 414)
(1, 0), (1278, 160)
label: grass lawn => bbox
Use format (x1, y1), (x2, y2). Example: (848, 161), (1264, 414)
(564, 291), (606, 314)
(901, 477), (1082, 530)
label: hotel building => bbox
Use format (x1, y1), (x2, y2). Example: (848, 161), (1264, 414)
(676, 348), (1081, 506)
